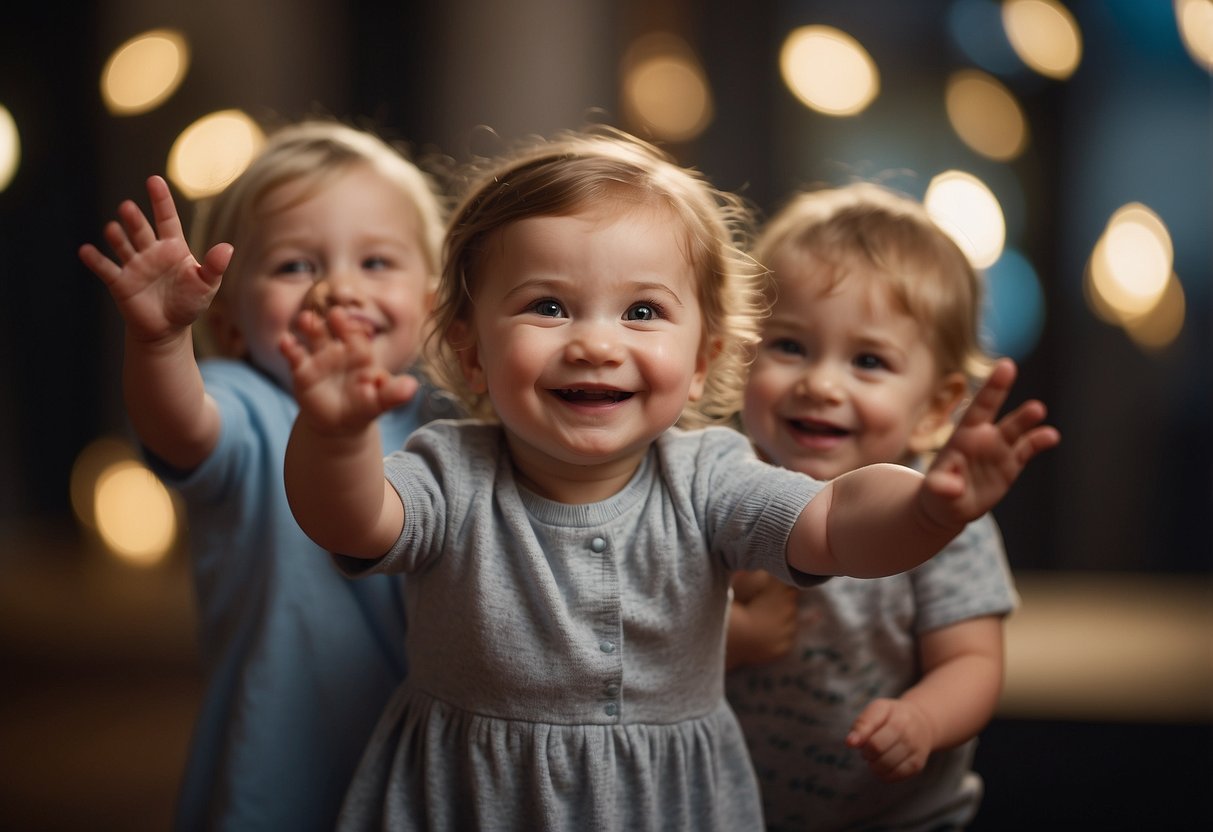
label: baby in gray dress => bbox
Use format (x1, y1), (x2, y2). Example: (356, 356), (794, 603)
(279, 128), (1059, 831)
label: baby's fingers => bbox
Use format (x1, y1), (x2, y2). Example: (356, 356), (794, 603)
(117, 197), (158, 251)
(291, 309), (332, 350)
(200, 242), (234, 288)
(77, 242), (122, 285)
(958, 358), (1017, 429)
(998, 399), (1061, 462)
(376, 373), (420, 411)
(145, 175), (187, 242)
(846, 699), (893, 748)
(100, 219), (137, 263)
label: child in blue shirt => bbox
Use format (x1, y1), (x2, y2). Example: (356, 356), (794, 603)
(79, 121), (455, 831)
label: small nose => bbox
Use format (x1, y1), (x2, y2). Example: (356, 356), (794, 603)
(795, 363), (843, 403)
(565, 319), (623, 365)
(304, 269), (361, 311)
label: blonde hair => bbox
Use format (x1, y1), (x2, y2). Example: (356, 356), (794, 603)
(429, 127), (764, 426)
(190, 120), (447, 356)
(754, 182), (992, 383)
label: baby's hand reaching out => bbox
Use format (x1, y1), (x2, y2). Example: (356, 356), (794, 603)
(846, 698), (933, 782)
(919, 359), (1059, 531)
(78, 175), (231, 344)
(281, 307), (419, 436)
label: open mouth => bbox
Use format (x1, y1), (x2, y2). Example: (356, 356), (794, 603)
(787, 418), (849, 438)
(553, 388), (634, 404)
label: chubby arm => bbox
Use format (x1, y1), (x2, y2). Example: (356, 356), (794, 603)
(282, 307), (418, 558)
(845, 615), (1005, 781)
(78, 175), (232, 470)
(787, 359), (1059, 578)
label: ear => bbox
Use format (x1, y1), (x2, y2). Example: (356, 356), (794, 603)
(907, 371), (968, 455)
(448, 320), (487, 393)
(687, 336), (722, 402)
(205, 299), (246, 358)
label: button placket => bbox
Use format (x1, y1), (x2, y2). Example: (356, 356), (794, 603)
(587, 532), (620, 720)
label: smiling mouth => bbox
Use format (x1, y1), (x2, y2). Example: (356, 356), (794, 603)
(787, 418), (849, 438)
(554, 388), (634, 404)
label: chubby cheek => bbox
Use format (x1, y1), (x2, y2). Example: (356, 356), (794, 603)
(741, 368), (788, 441)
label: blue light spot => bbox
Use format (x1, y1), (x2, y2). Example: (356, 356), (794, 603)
(947, 0), (1027, 78)
(980, 247), (1045, 361)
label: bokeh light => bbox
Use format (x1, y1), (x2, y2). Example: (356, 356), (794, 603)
(167, 110), (264, 199)
(924, 170), (1007, 269)
(620, 33), (713, 143)
(1087, 202), (1173, 320)
(94, 461), (178, 566)
(0, 102), (19, 192)
(71, 437), (180, 567)
(945, 69), (1029, 160)
(1122, 272), (1186, 351)
(780, 25), (879, 116)
(981, 247), (1046, 360)
(101, 28), (190, 116)
(70, 436), (134, 530)
(1175, 0), (1213, 71)
(1002, 0), (1082, 80)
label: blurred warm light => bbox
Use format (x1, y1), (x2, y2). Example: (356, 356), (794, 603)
(981, 248), (1045, 360)
(1002, 571), (1212, 722)
(1001, 0), (1082, 79)
(1123, 272), (1186, 351)
(101, 28), (190, 116)
(620, 33), (714, 143)
(167, 110), (264, 199)
(1087, 203), (1173, 320)
(1176, 0), (1213, 71)
(780, 25), (879, 116)
(94, 460), (178, 566)
(70, 436), (136, 530)
(924, 171), (1007, 269)
(945, 70), (1029, 161)
(0, 103), (18, 192)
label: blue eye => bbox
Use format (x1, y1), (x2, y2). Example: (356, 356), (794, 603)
(625, 302), (660, 321)
(769, 337), (805, 356)
(363, 255), (391, 271)
(533, 299), (564, 317)
(854, 353), (886, 371)
(274, 259), (314, 277)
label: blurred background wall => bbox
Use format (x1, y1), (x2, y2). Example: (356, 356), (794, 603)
(1, 1), (1209, 828)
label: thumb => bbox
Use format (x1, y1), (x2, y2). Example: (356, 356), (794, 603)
(200, 243), (234, 287)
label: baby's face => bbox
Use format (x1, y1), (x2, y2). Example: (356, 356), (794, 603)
(214, 164), (433, 389)
(742, 261), (952, 480)
(453, 200), (710, 499)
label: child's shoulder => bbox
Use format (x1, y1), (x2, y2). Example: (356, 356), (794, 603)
(405, 418), (504, 454)
(659, 424), (756, 456)
(199, 357), (292, 410)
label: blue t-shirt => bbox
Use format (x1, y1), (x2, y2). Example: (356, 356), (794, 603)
(150, 359), (456, 832)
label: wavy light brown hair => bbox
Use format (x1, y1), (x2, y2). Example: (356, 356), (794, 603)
(754, 182), (993, 384)
(428, 128), (765, 427)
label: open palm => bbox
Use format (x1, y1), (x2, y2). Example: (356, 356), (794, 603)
(78, 175), (231, 343)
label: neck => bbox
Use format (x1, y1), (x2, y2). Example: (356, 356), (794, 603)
(505, 435), (648, 504)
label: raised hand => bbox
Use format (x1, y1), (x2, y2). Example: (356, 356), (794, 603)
(280, 306), (418, 436)
(78, 175), (232, 343)
(845, 697), (933, 782)
(920, 358), (1060, 530)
